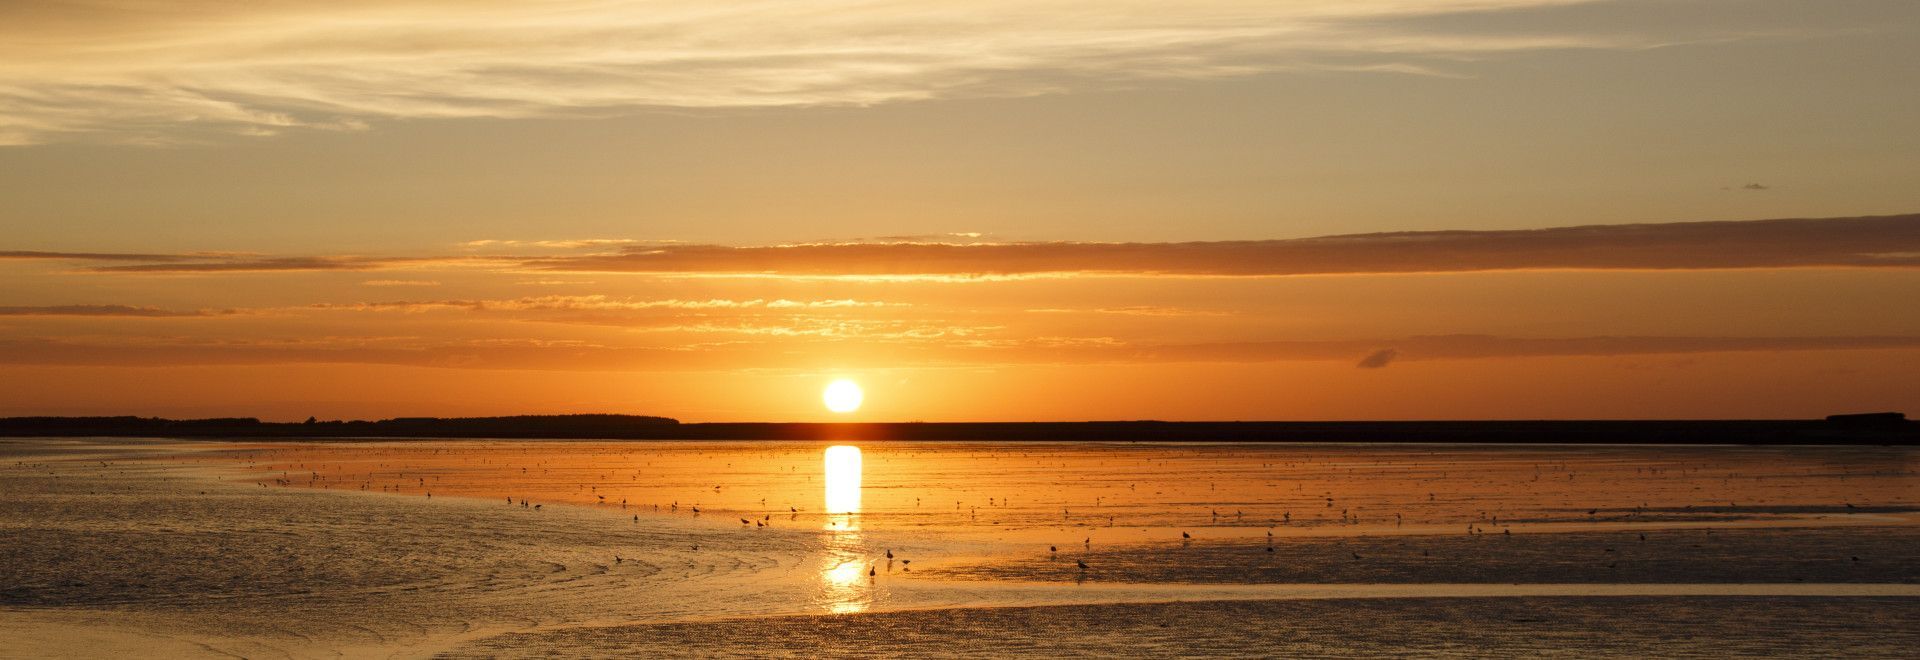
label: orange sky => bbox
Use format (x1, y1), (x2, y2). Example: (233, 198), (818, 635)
(2, 1), (1918, 421)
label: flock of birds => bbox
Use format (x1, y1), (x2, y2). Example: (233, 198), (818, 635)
(215, 444), (1913, 584)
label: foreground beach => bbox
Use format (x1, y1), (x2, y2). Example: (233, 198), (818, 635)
(3, 438), (1916, 658)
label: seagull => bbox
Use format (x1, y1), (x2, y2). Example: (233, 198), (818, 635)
(886, 549), (894, 559)
(1077, 560), (1088, 570)
(1182, 532), (1191, 540)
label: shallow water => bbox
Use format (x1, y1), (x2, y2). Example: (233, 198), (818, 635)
(217, 440), (1919, 535)
(2, 438), (1916, 657)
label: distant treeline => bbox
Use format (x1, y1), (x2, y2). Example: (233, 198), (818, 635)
(0, 414), (677, 439)
(0, 413), (1913, 445)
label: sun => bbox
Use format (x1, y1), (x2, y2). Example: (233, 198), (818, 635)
(822, 379), (864, 413)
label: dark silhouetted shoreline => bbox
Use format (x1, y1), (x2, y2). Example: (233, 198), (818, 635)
(0, 413), (1913, 445)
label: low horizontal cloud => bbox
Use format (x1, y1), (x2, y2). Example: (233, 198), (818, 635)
(530, 214), (1920, 277)
(16, 214), (1920, 279)
(1, 333), (1914, 372)
(308, 296), (902, 313)
(82, 256), (420, 273)
(73, 255), (517, 274)
(0, 305), (214, 317)
(0, 250), (197, 262)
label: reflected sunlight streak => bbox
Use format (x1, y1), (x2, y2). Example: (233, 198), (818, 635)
(824, 445), (862, 517)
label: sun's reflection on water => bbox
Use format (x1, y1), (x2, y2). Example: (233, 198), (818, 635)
(818, 445), (870, 613)
(823, 445), (862, 528)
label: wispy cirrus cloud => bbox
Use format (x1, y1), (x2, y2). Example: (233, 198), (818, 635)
(0, 0), (1842, 145)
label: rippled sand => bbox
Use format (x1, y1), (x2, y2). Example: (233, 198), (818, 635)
(2, 438), (1915, 658)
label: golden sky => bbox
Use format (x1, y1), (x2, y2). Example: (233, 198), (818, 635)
(2, 1), (1918, 420)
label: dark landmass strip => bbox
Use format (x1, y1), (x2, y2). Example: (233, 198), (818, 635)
(0, 413), (1914, 444)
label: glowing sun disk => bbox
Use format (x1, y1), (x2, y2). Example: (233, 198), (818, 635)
(823, 379), (863, 413)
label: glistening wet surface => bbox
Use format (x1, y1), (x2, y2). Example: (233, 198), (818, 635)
(443, 596), (1920, 659)
(1, 438), (1915, 657)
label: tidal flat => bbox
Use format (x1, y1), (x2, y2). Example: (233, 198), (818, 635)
(2, 438), (1915, 658)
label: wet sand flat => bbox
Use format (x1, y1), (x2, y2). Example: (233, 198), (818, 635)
(444, 596), (1920, 659)
(3, 437), (1916, 658)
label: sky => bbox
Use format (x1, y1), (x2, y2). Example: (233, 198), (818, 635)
(2, 0), (1918, 421)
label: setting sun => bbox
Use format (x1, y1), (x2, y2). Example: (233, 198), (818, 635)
(2, 2), (1917, 657)
(822, 379), (864, 414)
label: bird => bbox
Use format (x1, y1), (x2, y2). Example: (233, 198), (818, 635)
(1077, 560), (1088, 570)
(1050, 546), (1057, 553)
(868, 565), (876, 577)
(1351, 552), (1363, 560)
(886, 549), (894, 559)
(1182, 532), (1191, 539)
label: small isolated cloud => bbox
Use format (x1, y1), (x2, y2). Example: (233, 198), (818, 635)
(1357, 348), (1399, 368)
(1725, 183), (1772, 191)
(362, 279), (440, 287)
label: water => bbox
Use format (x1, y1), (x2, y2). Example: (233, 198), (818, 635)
(2, 438), (1915, 657)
